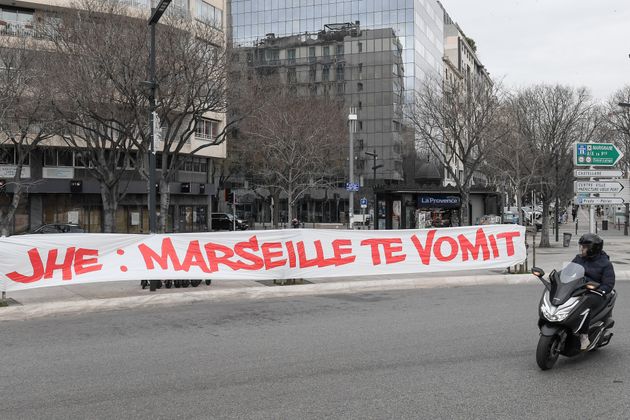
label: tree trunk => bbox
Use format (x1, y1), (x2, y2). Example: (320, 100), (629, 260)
(287, 188), (294, 227)
(159, 179), (170, 233)
(460, 190), (470, 226)
(100, 182), (119, 233)
(539, 199), (551, 248)
(0, 184), (24, 237)
(272, 190), (280, 228)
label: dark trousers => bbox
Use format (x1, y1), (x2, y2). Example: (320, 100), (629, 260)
(578, 293), (607, 334)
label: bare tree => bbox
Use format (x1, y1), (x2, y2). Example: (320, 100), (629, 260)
(46, 0), (145, 232)
(236, 87), (346, 227)
(0, 36), (56, 236)
(46, 0), (232, 233)
(512, 85), (594, 247)
(482, 102), (542, 226)
(408, 75), (507, 225)
(132, 12), (231, 232)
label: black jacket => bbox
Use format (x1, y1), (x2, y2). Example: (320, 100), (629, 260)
(571, 251), (616, 294)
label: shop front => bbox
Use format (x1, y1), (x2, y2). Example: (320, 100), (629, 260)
(415, 194), (461, 228)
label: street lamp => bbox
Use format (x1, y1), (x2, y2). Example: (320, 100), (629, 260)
(617, 101), (630, 236)
(348, 109), (357, 229)
(365, 150), (383, 230)
(146, 0), (172, 292)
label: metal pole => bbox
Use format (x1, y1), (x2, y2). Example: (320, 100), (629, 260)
(373, 152), (377, 230)
(555, 154), (559, 242)
(148, 15), (159, 292)
(232, 193), (236, 231)
(348, 109), (356, 229)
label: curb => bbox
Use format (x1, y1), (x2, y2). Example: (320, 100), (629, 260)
(1, 273), (628, 322)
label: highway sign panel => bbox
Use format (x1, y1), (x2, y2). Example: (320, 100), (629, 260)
(574, 169), (623, 178)
(575, 196), (626, 205)
(574, 142), (623, 166)
(574, 180), (626, 194)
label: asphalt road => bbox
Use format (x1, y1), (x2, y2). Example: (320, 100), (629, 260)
(1, 283), (628, 419)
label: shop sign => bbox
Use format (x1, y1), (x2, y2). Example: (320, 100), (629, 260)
(0, 165), (31, 179)
(418, 194), (461, 208)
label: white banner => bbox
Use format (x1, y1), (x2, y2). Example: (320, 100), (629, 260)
(0, 225), (526, 292)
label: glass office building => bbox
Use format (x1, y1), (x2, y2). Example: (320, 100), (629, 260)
(229, 0), (443, 93)
(229, 0), (444, 184)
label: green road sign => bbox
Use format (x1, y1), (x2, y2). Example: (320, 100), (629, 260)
(574, 143), (623, 167)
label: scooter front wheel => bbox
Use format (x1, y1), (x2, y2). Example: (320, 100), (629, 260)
(536, 334), (561, 370)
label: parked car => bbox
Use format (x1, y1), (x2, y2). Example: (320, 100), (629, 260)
(31, 223), (85, 234)
(210, 213), (248, 231)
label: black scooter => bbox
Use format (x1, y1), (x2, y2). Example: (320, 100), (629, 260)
(532, 263), (616, 370)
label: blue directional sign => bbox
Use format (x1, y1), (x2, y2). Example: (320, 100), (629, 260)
(346, 182), (360, 192)
(360, 197), (368, 208)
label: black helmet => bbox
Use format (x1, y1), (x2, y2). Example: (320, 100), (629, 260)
(578, 233), (603, 257)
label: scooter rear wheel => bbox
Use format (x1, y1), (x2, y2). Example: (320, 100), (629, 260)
(536, 334), (561, 370)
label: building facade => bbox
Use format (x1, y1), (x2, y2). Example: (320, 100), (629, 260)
(228, 1), (500, 229)
(0, 0), (228, 234)
(239, 23), (405, 184)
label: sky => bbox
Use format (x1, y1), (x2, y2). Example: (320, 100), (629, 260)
(440, 0), (630, 103)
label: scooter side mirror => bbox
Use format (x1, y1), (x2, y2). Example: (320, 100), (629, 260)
(531, 267), (545, 277)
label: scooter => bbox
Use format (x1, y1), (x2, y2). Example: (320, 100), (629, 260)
(532, 263), (616, 370)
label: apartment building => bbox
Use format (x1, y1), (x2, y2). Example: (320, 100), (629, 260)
(0, 0), (227, 234)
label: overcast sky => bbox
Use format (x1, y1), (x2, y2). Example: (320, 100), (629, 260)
(440, 0), (630, 102)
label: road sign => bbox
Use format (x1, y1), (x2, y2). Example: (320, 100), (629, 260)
(574, 180), (626, 194)
(574, 142), (623, 167)
(575, 196), (626, 205)
(574, 169), (624, 178)
(345, 182), (359, 192)
(360, 197), (368, 208)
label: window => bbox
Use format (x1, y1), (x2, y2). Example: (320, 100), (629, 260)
(0, 147), (27, 165)
(287, 48), (296, 64)
(58, 150), (74, 167)
(358, 63), (363, 73)
(336, 63), (344, 81)
(195, 118), (219, 140)
(358, 42), (363, 52)
(287, 67), (297, 83)
(323, 46), (330, 57)
(182, 156), (208, 173)
(357, 139), (364, 150)
(336, 44), (344, 56)
(43, 149), (58, 166)
(322, 64), (330, 81)
(309, 46), (316, 63)
(357, 82), (363, 91)
(195, 0), (223, 28)
(309, 65), (316, 82)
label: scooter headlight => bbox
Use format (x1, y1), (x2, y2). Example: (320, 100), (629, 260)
(541, 293), (580, 322)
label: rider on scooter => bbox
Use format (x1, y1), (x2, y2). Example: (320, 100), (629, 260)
(571, 233), (616, 350)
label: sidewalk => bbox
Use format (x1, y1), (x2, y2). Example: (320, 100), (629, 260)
(2, 211), (629, 321)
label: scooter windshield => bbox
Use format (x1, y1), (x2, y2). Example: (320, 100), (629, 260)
(559, 262), (585, 284)
(551, 262), (586, 305)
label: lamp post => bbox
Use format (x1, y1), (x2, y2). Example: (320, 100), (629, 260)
(365, 150), (383, 230)
(348, 109), (357, 229)
(617, 101), (630, 236)
(146, 0), (172, 292)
